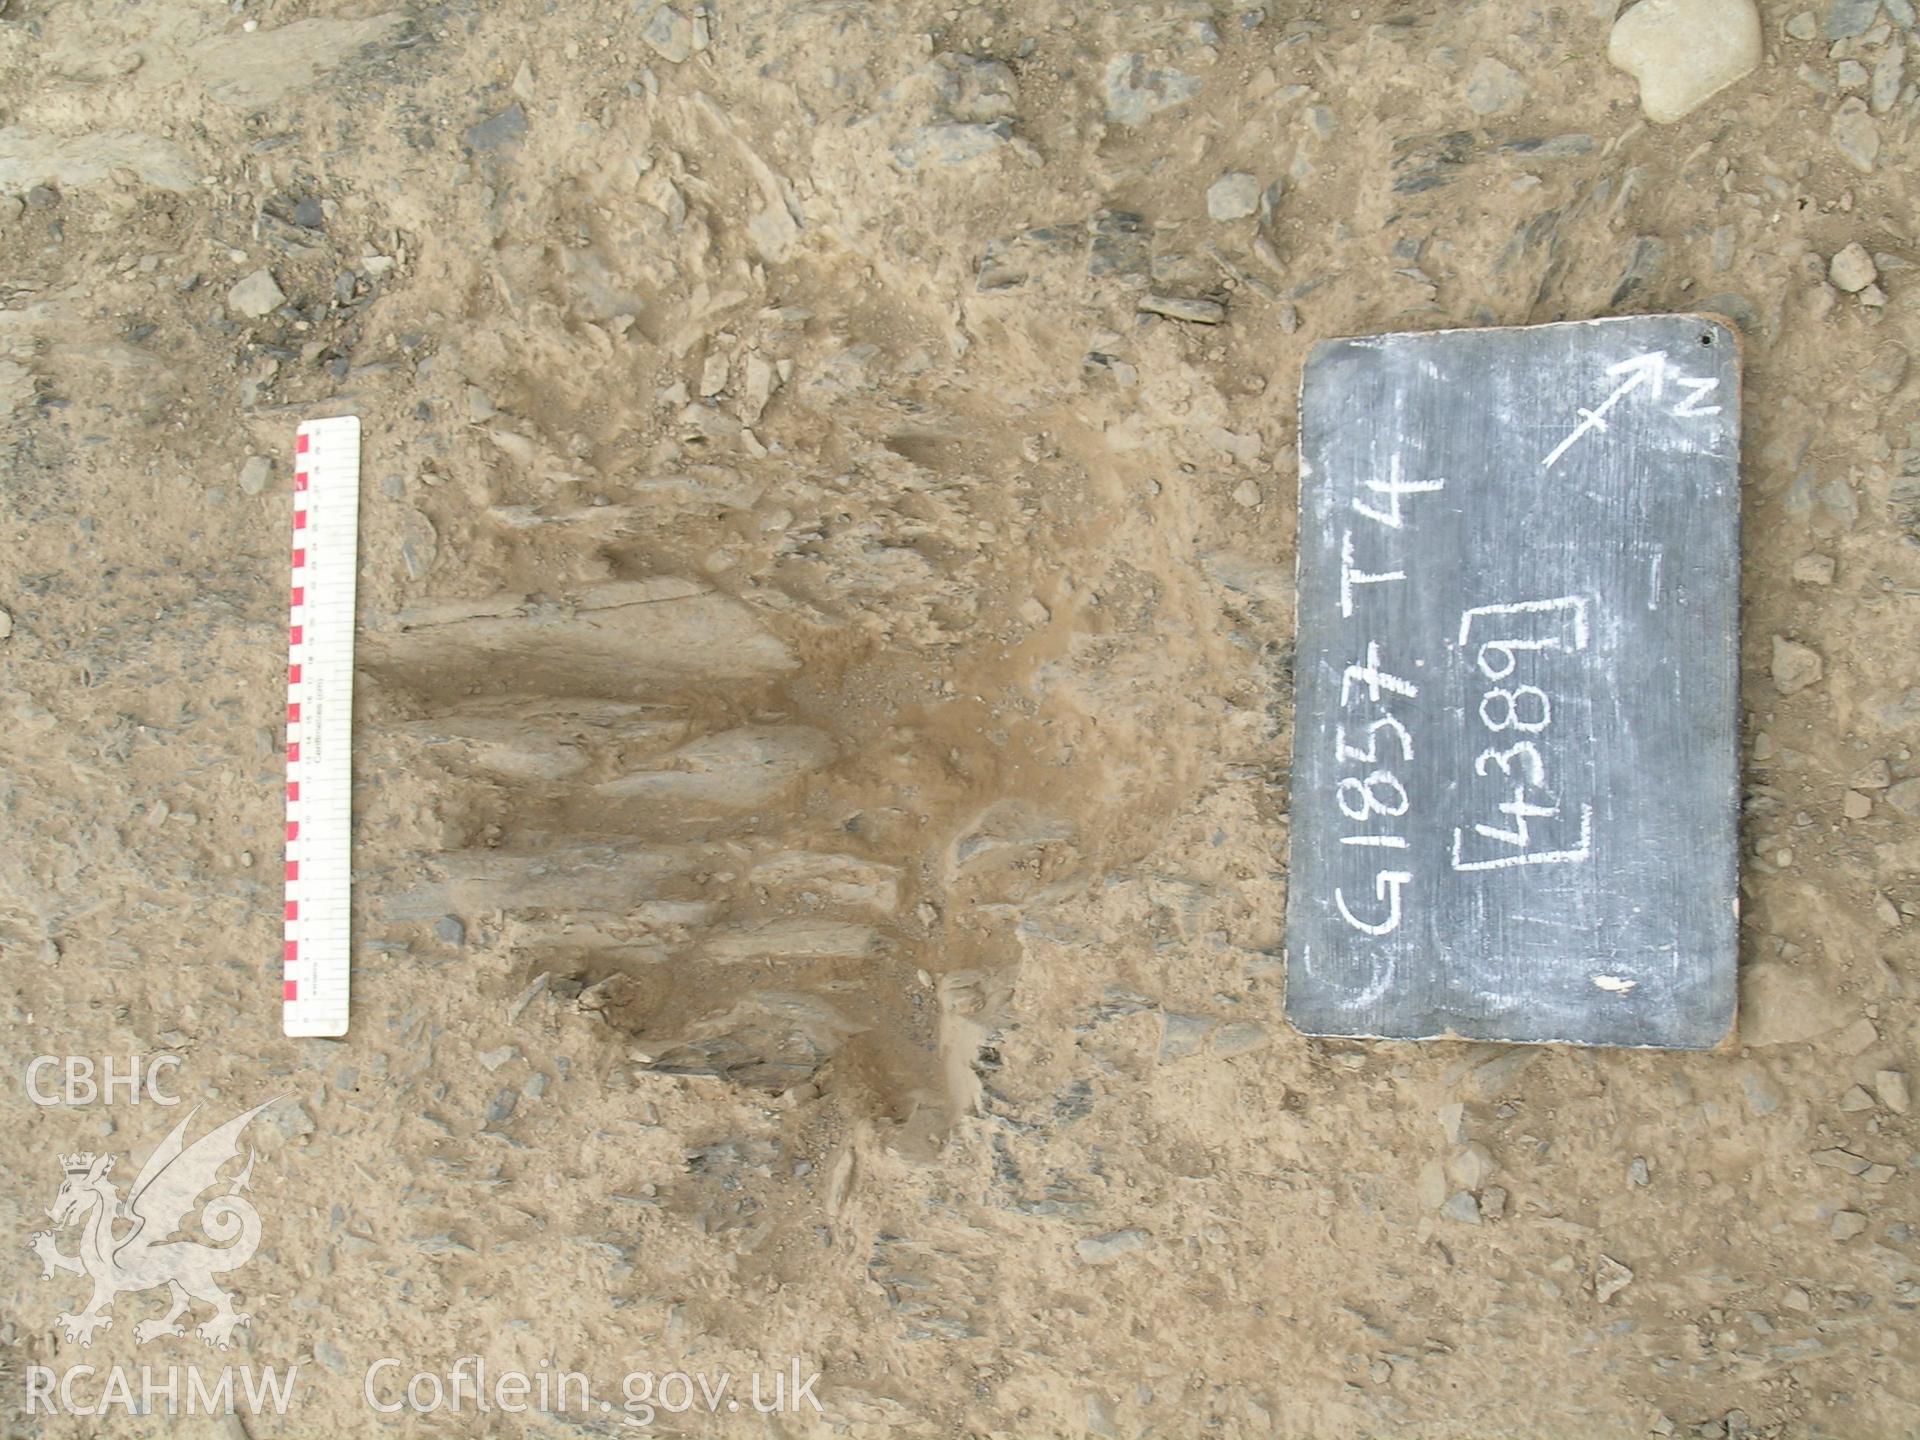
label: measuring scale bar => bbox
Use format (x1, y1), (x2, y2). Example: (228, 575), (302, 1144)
(283, 415), (360, 1037)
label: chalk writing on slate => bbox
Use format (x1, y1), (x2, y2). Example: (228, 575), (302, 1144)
(1286, 315), (1741, 1050)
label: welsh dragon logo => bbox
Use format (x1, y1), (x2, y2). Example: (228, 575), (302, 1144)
(28, 1099), (280, 1349)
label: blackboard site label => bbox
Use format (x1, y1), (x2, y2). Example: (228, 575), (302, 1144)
(1285, 315), (1741, 1050)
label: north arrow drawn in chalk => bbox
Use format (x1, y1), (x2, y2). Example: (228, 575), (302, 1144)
(1542, 351), (1721, 471)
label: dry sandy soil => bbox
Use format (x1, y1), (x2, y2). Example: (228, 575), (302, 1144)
(1, 0), (1918, 1435)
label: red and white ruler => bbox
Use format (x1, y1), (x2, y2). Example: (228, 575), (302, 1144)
(283, 415), (360, 1037)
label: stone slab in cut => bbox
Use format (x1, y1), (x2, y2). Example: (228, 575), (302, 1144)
(1286, 315), (1741, 1050)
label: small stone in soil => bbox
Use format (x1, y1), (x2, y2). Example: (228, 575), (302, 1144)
(1138, 294), (1226, 324)
(1594, 1254), (1634, 1302)
(227, 268), (285, 319)
(1465, 57), (1528, 115)
(1770, 636), (1823, 694)
(1206, 173), (1260, 221)
(640, 6), (697, 63)
(1791, 552), (1835, 585)
(1830, 97), (1880, 172)
(1835, 1016), (1878, 1054)
(1447, 1142), (1496, 1192)
(1829, 241), (1877, 292)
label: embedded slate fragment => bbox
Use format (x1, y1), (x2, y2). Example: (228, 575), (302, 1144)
(1285, 315), (1741, 1049)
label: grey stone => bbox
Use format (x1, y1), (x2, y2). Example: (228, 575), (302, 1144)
(1812, 1147), (1870, 1174)
(1835, 1016), (1878, 1053)
(1439, 1190), (1481, 1224)
(1770, 636), (1823, 694)
(640, 6), (696, 62)
(1884, 778), (1920, 816)
(1138, 294), (1225, 324)
(976, 222), (1080, 290)
(1464, 1048), (1540, 1101)
(1594, 1254), (1634, 1302)
(435, 915), (466, 946)
(1465, 57), (1528, 115)
(464, 103), (528, 153)
(1103, 54), (1201, 126)
(1823, 0), (1882, 38)
(401, 510), (438, 580)
(1158, 1012), (1213, 1062)
(1792, 552), (1836, 584)
(1831, 1210), (1868, 1240)
(1089, 209), (1150, 280)
(1206, 172), (1260, 221)
(1830, 241), (1877, 292)
(1830, 98), (1880, 172)
(1874, 1070), (1910, 1114)
(1448, 1142), (1497, 1191)
(238, 455), (272, 496)
(227, 268), (285, 319)
(1786, 10), (1819, 37)
(1854, 758), (1892, 789)
(1611, 235), (1667, 307)
(1868, 688), (1920, 732)
(1076, 1228), (1150, 1264)
(937, 54), (1017, 122)
(893, 121), (1012, 169)
(1609, 0), (1763, 123)
(1870, 44), (1904, 115)
(485, 1087), (518, 1123)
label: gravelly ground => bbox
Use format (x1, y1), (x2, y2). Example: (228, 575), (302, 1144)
(1, 1), (1918, 1435)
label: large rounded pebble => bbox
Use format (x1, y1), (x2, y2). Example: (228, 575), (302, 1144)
(1608, 0), (1762, 123)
